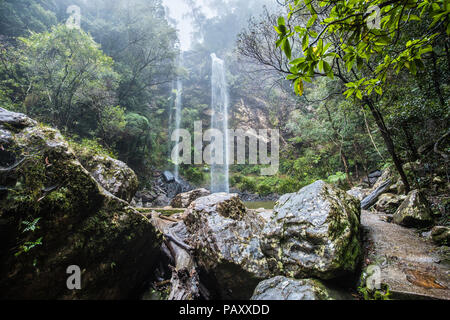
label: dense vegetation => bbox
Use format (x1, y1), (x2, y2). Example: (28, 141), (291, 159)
(0, 0), (448, 196)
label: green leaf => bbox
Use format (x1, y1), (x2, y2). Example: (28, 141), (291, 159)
(302, 34), (309, 52)
(282, 39), (292, 59)
(294, 78), (304, 96)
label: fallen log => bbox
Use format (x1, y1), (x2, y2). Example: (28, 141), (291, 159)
(361, 179), (392, 210)
(150, 213), (200, 300)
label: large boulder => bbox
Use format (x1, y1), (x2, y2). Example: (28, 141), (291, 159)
(260, 180), (361, 280)
(0, 107), (162, 299)
(251, 276), (348, 300)
(184, 193), (270, 299)
(170, 188), (211, 208)
(393, 190), (434, 228)
(78, 154), (138, 203)
(374, 193), (406, 214)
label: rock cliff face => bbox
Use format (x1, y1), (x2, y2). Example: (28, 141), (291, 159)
(0, 108), (162, 299)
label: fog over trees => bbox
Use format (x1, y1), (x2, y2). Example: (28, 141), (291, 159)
(0, 0), (448, 194)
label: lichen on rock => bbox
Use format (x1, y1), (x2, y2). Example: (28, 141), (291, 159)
(260, 180), (362, 280)
(184, 193), (270, 299)
(170, 188), (210, 208)
(393, 190), (434, 228)
(251, 276), (348, 300)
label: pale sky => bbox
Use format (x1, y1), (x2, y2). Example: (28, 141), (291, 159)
(162, 0), (217, 51)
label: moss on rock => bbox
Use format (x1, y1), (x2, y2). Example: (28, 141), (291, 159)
(0, 108), (161, 299)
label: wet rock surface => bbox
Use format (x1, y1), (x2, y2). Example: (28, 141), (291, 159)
(132, 171), (192, 207)
(374, 193), (406, 214)
(393, 190), (434, 228)
(184, 193), (270, 299)
(79, 154), (138, 203)
(170, 188), (211, 208)
(347, 187), (371, 201)
(0, 108), (162, 299)
(362, 211), (450, 300)
(260, 180), (362, 280)
(251, 276), (350, 300)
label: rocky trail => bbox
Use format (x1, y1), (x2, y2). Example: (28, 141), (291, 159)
(362, 211), (450, 300)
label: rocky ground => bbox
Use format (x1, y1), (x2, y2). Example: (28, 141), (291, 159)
(1, 107), (448, 300)
(361, 211), (449, 299)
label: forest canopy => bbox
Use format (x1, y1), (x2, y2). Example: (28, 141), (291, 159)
(0, 0), (448, 195)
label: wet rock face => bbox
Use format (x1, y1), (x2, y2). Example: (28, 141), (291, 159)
(170, 188), (211, 208)
(260, 180), (362, 280)
(0, 107), (37, 130)
(374, 193), (406, 214)
(162, 170), (175, 183)
(431, 226), (450, 245)
(132, 171), (192, 207)
(80, 155), (138, 203)
(0, 108), (162, 299)
(251, 276), (352, 300)
(393, 190), (434, 228)
(251, 276), (346, 300)
(184, 193), (270, 299)
(346, 187), (370, 201)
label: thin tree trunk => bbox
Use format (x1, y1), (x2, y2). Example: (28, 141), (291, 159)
(364, 97), (410, 193)
(431, 51), (445, 107)
(340, 152), (353, 187)
(401, 123), (419, 162)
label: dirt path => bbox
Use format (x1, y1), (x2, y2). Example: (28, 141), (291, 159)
(361, 211), (450, 300)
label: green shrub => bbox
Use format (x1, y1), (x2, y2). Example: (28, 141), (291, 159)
(276, 177), (302, 194)
(182, 166), (204, 185)
(256, 181), (273, 196)
(238, 176), (258, 193)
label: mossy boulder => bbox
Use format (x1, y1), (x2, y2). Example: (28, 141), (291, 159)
(184, 193), (270, 299)
(374, 193), (406, 214)
(260, 180), (362, 280)
(79, 154), (138, 203)
(251, 276), (350, 300)
(393, 190), (434, 228)
(0, 107), (162, 299)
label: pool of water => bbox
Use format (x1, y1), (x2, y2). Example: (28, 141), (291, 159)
(244, 201), (276, 210)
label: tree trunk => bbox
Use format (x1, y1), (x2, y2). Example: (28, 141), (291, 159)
(364, 98), (410, 193)
(401, 123), (419, 162)
(340, 152), (353, 187)
(431, 51), (445, 107)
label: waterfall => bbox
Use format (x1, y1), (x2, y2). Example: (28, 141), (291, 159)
(173, 77), (183, 180)
(210, 53), (230, 193)
(173, 54), (184, 180)
(167, 80), (174, 163)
